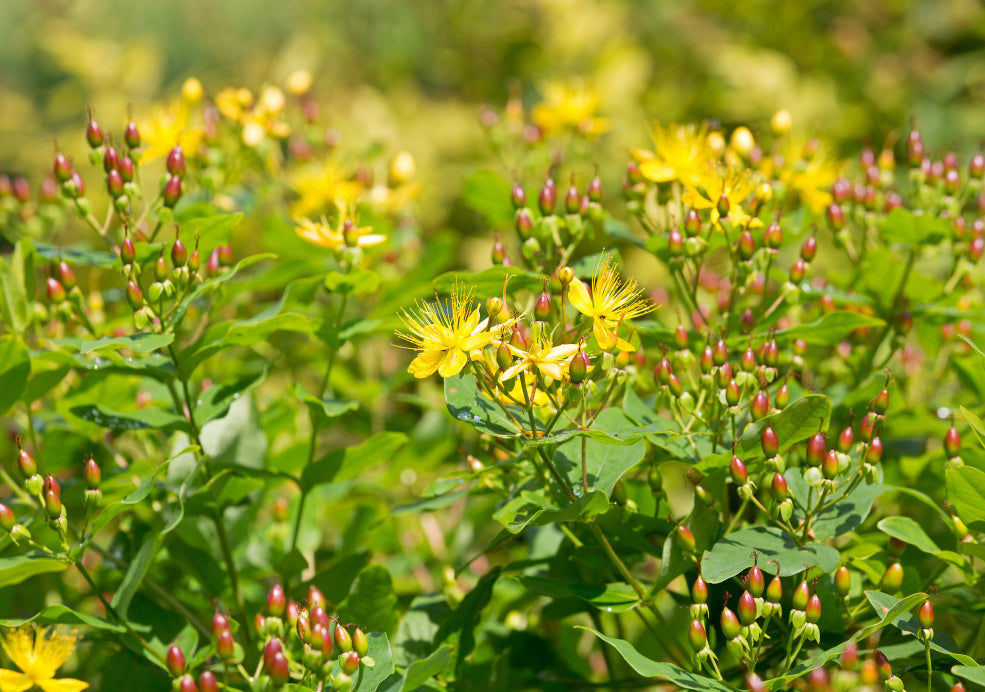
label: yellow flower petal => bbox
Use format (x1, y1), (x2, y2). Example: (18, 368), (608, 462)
(0, 670), (34, 692)
(567, 279), (593, 316)
(38, 678), (89, 692)
(407, 350), (444, 378)
(438, 349), (468, 378)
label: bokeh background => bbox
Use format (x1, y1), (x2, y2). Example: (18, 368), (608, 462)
(4, 0), (985, 233)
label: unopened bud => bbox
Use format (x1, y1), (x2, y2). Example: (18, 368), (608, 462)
(166, 644), (187, 676)
(166, 146), (186, 177)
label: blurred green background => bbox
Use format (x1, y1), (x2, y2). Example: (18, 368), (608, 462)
(3, 0), (985, 225)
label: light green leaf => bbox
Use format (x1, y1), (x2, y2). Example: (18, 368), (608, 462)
(51, 332), (175, 354)
(878, 207), (949, 246)
(960, 405), (985, 450)
(0, 555), (68, 588)
(952, 665), (985, 687)
(462, 169), (513, 228)
(432, 265), (543, 296)
(554, 408), (646, 496)
(579, 628), (734, 691)
(866, 590), (977, 666)
(732, 394), (831, 469)
(500, 490), (609, 534)
(946, 465), (985, 530)
(877, 516), (940, 554)
(325, 267), (381, 295)
(398, 643), (454, 692)
(301, 432), (407, 491)
(69, 404), (193, 433)
(444, 371), (524, 437)
(0, 335), (30, 415)
(0, 604), (126, 631)
(337, 565), (399, 635)
(773, 311), (885, 346)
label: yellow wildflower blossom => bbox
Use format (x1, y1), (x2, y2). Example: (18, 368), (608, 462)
(567, 258), (654, 351)
(398, 288), (508, 379)
(683, 164), (763, 229)
(766, 138), (841, 214)
(531, 81), (609, 139)
(137, 100), (203, 163)
(500, 335), (582, 383)
(634, 122), (716, 188)
(289, 160), (364, 218)
(215, 86), (289, 147)
(294, 216), (385, 250)
(496, 373), (558, 408)
(0, 626), (87, 692)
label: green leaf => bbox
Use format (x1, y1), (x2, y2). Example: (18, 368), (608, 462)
(432, 265), (543, 297)
(579, 628), (734, 691)
(765, 591), (928, 689)
(180, 212), (243, 253)
(0, 604), (126, 631)
(0, 255), (28, 333)
(435, 566), (501, 673)
(520, 577), (639, 612)
(351, 632), (394, 692)
(51, 332), (175, 354)
(180, 310), (315, 375)
(866, 591), (977, 666)
(69, 404), (193, 434)
(732, 394), (832, 469)
(500, 490), (609, 534)
(462, 169), (513, 228)
(960, 405), (985, 450)
(946, 465), (985, 530)
(0, 555), (68, 588)
(33, 241), (116, 268)
(952, 665), (985, 688)
(444, 371), (524, 437)
(877, 516), (941, 554)
(398, 643), (454, 692)
(194, 369), (268, 425)
(602, 218), (645, 248)
(301, 432), (408, 491)
(171, 254), (273, 330)
(701, 526), (840, 583)
(0, 335), (30, 415)
(773, 311), (885, 346)
(878, 207), (949, 246)
(111, 534), (160, 619)
(785, 468), (885, 541)
(554, 408), (646, 496)
(337, 565), (399, 635)
(325, 267), (382, 295)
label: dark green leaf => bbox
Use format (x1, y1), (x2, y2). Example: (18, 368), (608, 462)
(952, 665), (985, 687)
(399, 644), (454, 692)
(877, 516), (940, 554)
(602, 218), (644, 247)
(579, 628), (734, 691)
(351, 632), (394, 692)
(0, 555), (68, 588)
(444, 371), (524, 437)
(194, 369), (268, 425)
(0, 604), (126, 631)
(435, 566), (501, 673)
(554, 409), (646, 496)
(520, 577), (639, 612)
(337, 565), (399, 635)
(0, 335), (30, 415)
(301, 432), (407, 491)
(0, 254), (29, 333)
(111, 534), (160, 618)
(946, 465), (985, 530)
(69, 404), (193, 433)
(865, 591), (977, 666)
(701, 526), (840, 583)
(500, 490), (609, 534)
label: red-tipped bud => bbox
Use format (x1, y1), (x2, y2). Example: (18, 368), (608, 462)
(738, 591), (757, 625)
(177, 674), (198, 692)
(720, 604), (740, 639)
(172, 236), (188, 268)
(918, 599), (934, 629)
(822, 450), (839, 480)
(53, 153), (73, 183)
(83, 457), (100, 489)
(155, 254), (168, 282)
(775, 384), (789, 410)
(716, 193), (730, 219)
(166, 644), (187, 676)
(687, 619), (707, 650)
(807, 432), (826, 466)
(834, 565), (851, 596)
(268, 651), (290, 684)
(126, 281), (144, 310)
(684, 208), (701, 237)
(725, 379), (740, 407)
(841, 641), (860, 671)
(859, 412), (877, 443)
(746, 672), (767, 692)
(103, 146), (119, 173)
(510, 182), (526, 209)
(674, 524), (696, 554)
(263, 638), (284, 669)
(46, 277), (66, 303)
(765, 220), (782, 249)
(730, 456), (748, 486)
(762, 426), (779, 458)
(837, 426), (854, 453)
(763, 339), (779, 368)
(216, 629), (235, 659)
(341, 651), (360, 675)
(752, 390), (770, 422)
(792, 580), (809, 610)
(673, 324), (689, 349)
(667, 373), (684, 398)
(309, 605), (329, 631)
(120, 235), (136, 264)
(17, 449), (36, 478)
(801, 235), (817, 262)
(740, 346), (756, 372)
(564, 184), (580, 214)
(166, 146), (186, 176)
(766, 574), (782, 603)
(538, 177), (556, 215)
(806, 593), (822, 623)
(124, 121), (141, 149)
(879, 562), (904, 592)
(334, 625), (353, 653)
(770, 472), (788, 502)
(106, 169), (125, 198)
(534, 292), (551, 321)
(952, 683), (967, 692)
(716, 362), (733, 389)
(163, 175), (182, 208)
(217, 245), (233, 268)
(0, 504), (15, 532)
(668, 227), (684, 257)
(691, 574), (708, 604)
(713, 339), (728, 366)
(197, 672), (218, 692)
(826, 203), (845, 230)
(586, 175), (603, 203)
(352, 627), (369, 657)
(211, 612), (229, 637)
(868, 436), (883, 461)
(945, 426), (961, 457)
(569, 350), (590, 385)
(738, 230), (755, 260)
(86, 118), (104, 148)
(875, 650), (893, 680)
(267, 584), (286, 617)
(874, 386), (890, 415)
(654, 357), (672, 385)
(789, 257), (806, 283)
(745, 564), (765, 598)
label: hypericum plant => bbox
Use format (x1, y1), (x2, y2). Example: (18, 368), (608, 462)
(393, 105), (985, 690)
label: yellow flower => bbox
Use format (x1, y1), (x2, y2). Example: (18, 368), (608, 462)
(634, 122), (716, 187)
(766, 138), (841, 214)
(0, 626), (87, 692)
(567, 258), (654, 351)
(682, 163), (763, 229)
(137, 100), (203, 163)
(294, 214), (385, 250)
(398, 288), (507, 379)
(531, 81), (609, 139)
(289, 160), (364, 219)
(214, 86), (289, 147)
(500, 335), (582, 383)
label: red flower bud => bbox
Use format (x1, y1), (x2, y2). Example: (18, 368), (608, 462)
(166, 145), (186, 176)
(738, 230), (755, 260)
(177, 674), (198, 692)
(86, 118), (104, 148)
(538, 177), (556, 216)
(806, 593), (822, 623)
(792, 580), (809, 610)
(751, 390), (770, 421)
(103, 146), (119, 173)
(340, 651), (360, 675)
(163, 175), (182, 208)
(17, 449), (36, 478)
(352, 627), (369, 657)
(267, 584), (286, 617)
(765, 221), (782, 249)
(510, 182), (526, 209)
(687, 619), (707, 650)
(834, 565), (851, 596)
(801, 235), (817, 262)
(766, 574), (782, 603)
(262, 638), (283, 669)
(334, 624), (353, 653)
(120, 235), (136, 264)
(720, 604), (740, 639)
(674, 524), (696, 554)
(106, 169), (125, 198)
(837, 426), (854, 453)
(84, 457), (101, 489)
(53, 153), (73, 183)
(945, 426), (961, 458)
(126, 281), (144, 310)
(691, 574), (708, 604)
(918, 599), (934, 629)
(668, 228), (684, 256)
(775, 384), (789, 410)
(0, 503), (16, 531)
(807, 432), (826, 467)
(826, 203), (845, 230)
(586, 175), (603, 203)
(569, 351), (590, 385)
(124, 121), (141, 149)
(738, 591), (757, 625)
(172, 236), (188, 268)
(268, 651), (290, 684)
(713, 339), (728, 366)
(762, 426), (779, 458)
(730, 455), (748, 486)
(46, 277), (66, 303)
(197, 671), (218, 692)
(212, 612), (229, 637)
(725, 379), (740, 407)
(879, 562), (904, 593)
(166, 644), (187, 676)
(770, 472), (788, 502)
(120, 156), (135, 183)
